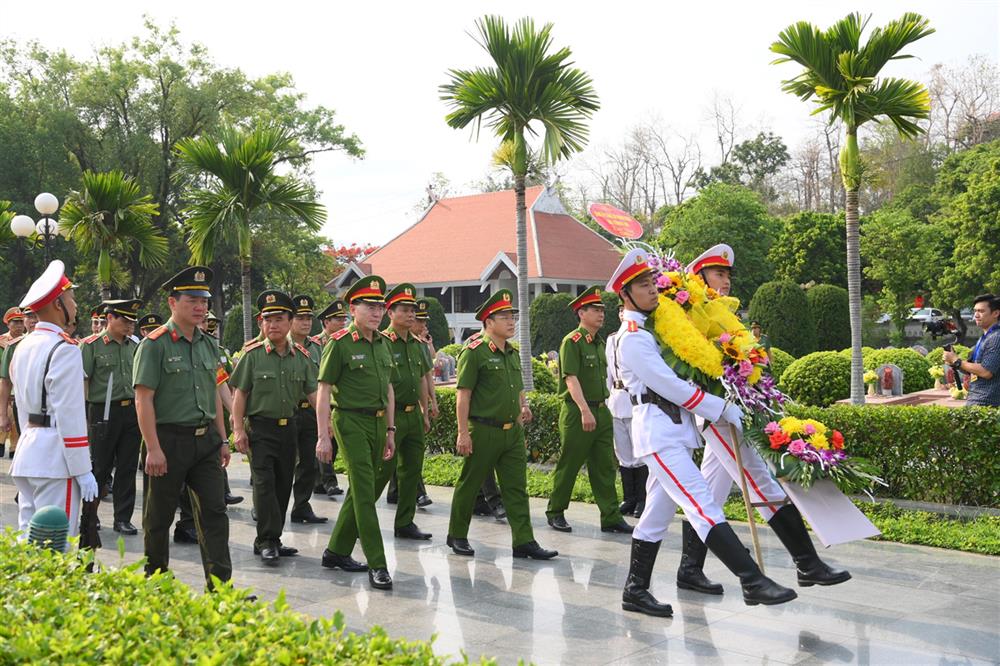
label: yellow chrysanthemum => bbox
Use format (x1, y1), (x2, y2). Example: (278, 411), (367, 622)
(653, 295), (724, 378)
(804, 419), (827, 435)
(779, 416), (805, 434)
(748, 366), (763, 385)
(810, 433), (830, 450)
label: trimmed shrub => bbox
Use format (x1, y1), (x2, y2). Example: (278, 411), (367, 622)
(747, 280), (817, 357)
(767, 346), (795, 383)
(528, 292), (576, 353)
(806, 284), (850, 351)
(439, 343), (463, 359)
(789, 404), (1000, 507)
(925, 344), (970, 368)
(531, 357), (559, 394)
(0, 534), (492, 664)
(778, 351), (850, 407)
(598, 290), (623, 340)
(864, 348), (933, 393)
(422, 296), (452, 349)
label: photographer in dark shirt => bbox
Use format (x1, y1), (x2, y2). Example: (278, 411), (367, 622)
(944, 294), (1000, 407)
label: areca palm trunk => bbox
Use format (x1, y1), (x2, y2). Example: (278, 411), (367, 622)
(514, 173), (534, 391)
(844, 130), (865, 404)
(241, 258), (253, 343)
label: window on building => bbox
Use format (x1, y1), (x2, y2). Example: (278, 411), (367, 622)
(456, 286), (488, 313)
(423, 287), (452, 313)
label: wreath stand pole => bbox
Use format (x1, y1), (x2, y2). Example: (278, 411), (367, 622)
(729, 423), (765, 574)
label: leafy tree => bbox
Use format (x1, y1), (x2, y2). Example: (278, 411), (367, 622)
(529, 292), (576, 353)
(599, 290), (622, 340)
(696, 132), (790, 202)
(772, 12), (934, 403)
(59, 170), (166, 300)
(175, 124), (327, 341)
(806, 284), (850, 351)
(748, 281), (817, 357)
(659, 183), (780, 298)
(422, 296), (452, 349)
(770, 211), (847, 287)
(862, 208), (945, 343)
(441, 15), (599, 389)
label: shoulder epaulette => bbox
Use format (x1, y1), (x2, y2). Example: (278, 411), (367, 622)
(626, 321), (639, 333)
(294, 342), (310, 358)
(243, 340), (265, 353)
(59, 332), (79, 345)
(380, 330), (397, 341)
(81, 333), (100, 344)
(570, 331), (582, 343)
(309, 335), (323, 345)
(332, 328), (350, 341)
(147, 325), (168, 340)
(468, 338), (483, 350)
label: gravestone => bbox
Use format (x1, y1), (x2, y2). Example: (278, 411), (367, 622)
(877, 363), (904, 396)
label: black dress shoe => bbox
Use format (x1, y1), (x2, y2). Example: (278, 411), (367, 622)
(492, 505), (507, 521)
(313, 485), (327, 495)
(113, 521), (138, 535)
(601, 519), (634, 534)
(260, 545), (280, 565)
(225, 493), (244, 506)
(321, 549), (367, 572)
(416, 494), (433, 508)
(368, 567), (392, 590)
(251, 508), (258, 522)
(173, 527), (198, 544)
(512, 540), (558, 560)
(327, 485), (344, 497)
(547, 515), (572, 532)
(95, 517), (102, 531)
(253, 544), (299, 557)
(290, 509), (328, 524)
(394, 523), (432, 540)
(446, 535), (475, 556)
(385, 494), (398, 505)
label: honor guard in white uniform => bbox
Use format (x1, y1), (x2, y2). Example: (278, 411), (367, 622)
(676, 244), (850, 594)
(9, 260), (99, 544)
(608, 248), (796, 617)
(606, 304), (647, 518)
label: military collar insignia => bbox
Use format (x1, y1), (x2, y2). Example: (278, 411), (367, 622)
(586, 333), (593, 343)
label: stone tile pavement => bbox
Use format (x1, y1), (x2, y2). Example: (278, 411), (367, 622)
(2, 456), (998, 665)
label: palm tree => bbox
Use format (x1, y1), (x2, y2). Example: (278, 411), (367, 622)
(441, 16), (599, 389)
(771, 13), (933, 404)
(175, 124), (327, 341)
(60, 171), (167, 300)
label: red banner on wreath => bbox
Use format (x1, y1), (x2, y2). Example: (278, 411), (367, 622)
(588, 203), (643, 240)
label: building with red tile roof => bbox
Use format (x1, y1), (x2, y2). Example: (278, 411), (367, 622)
(327, 186), (622, 342)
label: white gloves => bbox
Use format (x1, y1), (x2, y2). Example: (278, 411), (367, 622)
(721, 404), (745, 433)
(75, 472), (99, 503)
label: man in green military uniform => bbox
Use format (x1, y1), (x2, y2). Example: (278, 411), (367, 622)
(312, 299), (348, 499)
(133, 266), (233, 588)
(138, 313), (163, 339)
(230, 290), (318, 564)
(81, 298), (143, 535)
(286, 293), (327, 524)
(316, 277), (396, 590)
(446, 289), (557, 560)
(382, 283), (433, 539)
(545, 287), (632, 535)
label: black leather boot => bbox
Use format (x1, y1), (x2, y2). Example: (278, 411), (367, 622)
(621, 538), (673, 617)
(632, 466), (648, 517)
(768, 504), (851, 587)
(676, 520), (723, 595)
(704, 523), (797, 606)
(618, 467), (637, 516)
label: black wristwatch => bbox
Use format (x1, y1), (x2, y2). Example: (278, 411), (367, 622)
(951, 359), (963, 371)
(387, 426), (397, 433)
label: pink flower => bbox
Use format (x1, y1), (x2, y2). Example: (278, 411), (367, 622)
(675, 290), (690, 305)
(738, 360), (753, 377)
(656, 274), (670, 290)
(788, 439), (807, 456)
(803, 423), (816, 435)
(764, 421), (781, 435)
(718, 332), (731, 343)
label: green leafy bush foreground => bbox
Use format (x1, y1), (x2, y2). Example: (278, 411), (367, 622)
(0, 533), (494, 665)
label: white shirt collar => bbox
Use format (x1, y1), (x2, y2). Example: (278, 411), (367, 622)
(622, 309), (647, 325)
(34, 321), (63, 335)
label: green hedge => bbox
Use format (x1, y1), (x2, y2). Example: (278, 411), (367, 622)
(439, 343), (462, 359)
(0, 533), (491, 665)
(747, 280), (817, 357)
(789, 404), (1000, 507)
(779, 351), (851, 406)
(864, 348), (933, 393)
(767, 347), (795, 383)
(806, 284), (850, 351)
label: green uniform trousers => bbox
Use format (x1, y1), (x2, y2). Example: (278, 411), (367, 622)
(546, 402), (623, 527)
(392, 408), (425, 529)
(291, 405), (318, 515)
(248, 417), (297, 549)
(143, 426), (231, 588)
(327, 410), (389, 568)
(448, 421), (535, 547)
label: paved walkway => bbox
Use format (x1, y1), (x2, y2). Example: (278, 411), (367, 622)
(2, 456), (998, 665)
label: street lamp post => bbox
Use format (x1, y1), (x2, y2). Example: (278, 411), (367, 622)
(9, 192), (62, 264)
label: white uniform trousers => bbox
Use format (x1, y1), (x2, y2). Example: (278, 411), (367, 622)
(700, 421), (787, 522)
(634, 444), (728, 543)
(13, 476), (81, 545)
(612, 417), (642, 468)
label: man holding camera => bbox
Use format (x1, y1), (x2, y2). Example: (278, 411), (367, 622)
(944, 294), (1000, 407)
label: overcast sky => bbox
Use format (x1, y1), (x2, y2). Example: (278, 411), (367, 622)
(6, 1), (999, 246)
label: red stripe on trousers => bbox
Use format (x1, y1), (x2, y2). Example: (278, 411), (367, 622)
(65, 478), (72, 519)
(708, 424), (777, 512)
(652, 452), (716, 528)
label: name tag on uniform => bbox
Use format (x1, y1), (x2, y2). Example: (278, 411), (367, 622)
(167, 355), (182, 362)
(351, 354), (366, 361)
